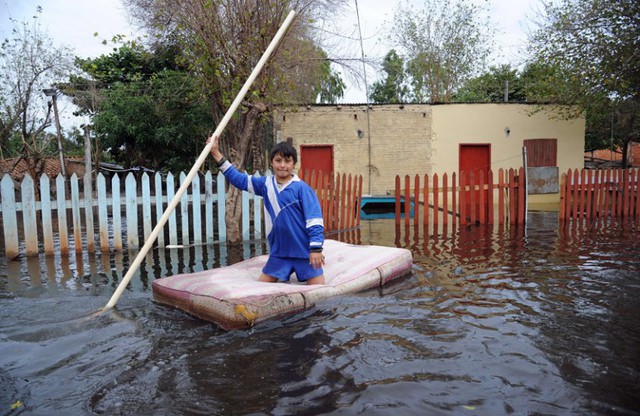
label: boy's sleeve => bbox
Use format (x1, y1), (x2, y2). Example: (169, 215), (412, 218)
(219, 161), (263, 195)
(302, 186), (324, 251)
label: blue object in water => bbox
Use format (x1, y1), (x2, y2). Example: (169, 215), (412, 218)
(360, 195), (414, 220)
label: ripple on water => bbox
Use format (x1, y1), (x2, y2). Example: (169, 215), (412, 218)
(1, 215), (640, 414)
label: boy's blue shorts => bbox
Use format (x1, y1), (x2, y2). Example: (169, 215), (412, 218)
(262, 255), (324, 282)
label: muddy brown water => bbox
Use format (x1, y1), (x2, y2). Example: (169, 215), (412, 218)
(1, 212), (639, 415)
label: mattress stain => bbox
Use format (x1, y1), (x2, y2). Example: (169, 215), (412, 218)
(234, 304), (257, 324)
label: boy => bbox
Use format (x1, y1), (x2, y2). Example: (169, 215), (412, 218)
(208, 136), (325, 285)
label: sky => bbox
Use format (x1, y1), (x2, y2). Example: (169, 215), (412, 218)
(328, 0), (541, 102)
(1, 0), (541, 121)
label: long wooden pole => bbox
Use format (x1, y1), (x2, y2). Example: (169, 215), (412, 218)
(103, 10), (296, 311)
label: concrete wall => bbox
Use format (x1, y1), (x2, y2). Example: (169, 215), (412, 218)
(276, 104), (432, 195)
(431, 104), (585, 207)
(275, 103), (585, 208)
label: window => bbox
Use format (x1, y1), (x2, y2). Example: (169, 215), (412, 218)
(524, 139), (557, 167)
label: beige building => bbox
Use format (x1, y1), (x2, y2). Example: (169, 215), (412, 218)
(275, 103), (585, 209)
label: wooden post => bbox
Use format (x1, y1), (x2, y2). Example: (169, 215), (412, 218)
(623, 169), (631, 218)
(578, 168), (586, 221)
(327, 173), (335, 232)
(340, 173), (347, 230)
(414, 175), (420, 227)
(57, 174), (70, 254)
(442, 173), (449, 227)
(404, 175), (410, 227)
(617, 169), (623, 218)
(559, 172), (566, 222)
(518, 167), (526, 224)
(432, 173), (439, 227)
(39, 175), (54, 255)
(509, 169), (516, 224)
(451, 172), (457, 226)
(71, 175), (83, 253)
(1, 175), (19, 259)
(604, 169), (612, 219)
(585, 169), (593, 221)
(83, 125), (95, 253)
(423, 174), (430, 227)
(356, 175), (363, 227)
(487, 169), (494, 224)
(22, 175), (39, 256)
(346, 174), (353, 229)
(574, 168), (581, 221)
(395, 175), (401, 227)
(635, 169), (640, 220)
(498, 169), (504, 224)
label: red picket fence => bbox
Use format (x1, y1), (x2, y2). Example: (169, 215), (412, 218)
(298, 170), (363, 234)
(395, 168), (526, 227)
(559, 168), (640, 222)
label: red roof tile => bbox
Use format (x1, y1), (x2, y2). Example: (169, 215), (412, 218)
(0, 156), (85, 182)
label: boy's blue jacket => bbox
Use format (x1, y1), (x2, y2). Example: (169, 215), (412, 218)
(219, 161), (324, 258)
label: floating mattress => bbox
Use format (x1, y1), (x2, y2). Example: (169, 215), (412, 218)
(152, 240), (413, 329)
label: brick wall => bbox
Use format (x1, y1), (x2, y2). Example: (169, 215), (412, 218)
(276, 104), (433, 195)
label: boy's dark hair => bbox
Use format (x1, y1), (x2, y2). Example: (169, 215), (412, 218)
(270, 141), (297, 164)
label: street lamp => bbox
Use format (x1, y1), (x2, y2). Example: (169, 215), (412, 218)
(43, 87), (67, 178)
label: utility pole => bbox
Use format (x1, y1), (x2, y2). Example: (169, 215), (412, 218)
(83, 124), (93, 195)
(504, 80), (509, 102)
(43, 88), (67, 177)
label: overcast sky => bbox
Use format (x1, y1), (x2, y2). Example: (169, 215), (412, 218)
(1, 0), (541, 113)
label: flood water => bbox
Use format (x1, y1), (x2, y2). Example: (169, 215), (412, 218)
(1, 212), (639, 415)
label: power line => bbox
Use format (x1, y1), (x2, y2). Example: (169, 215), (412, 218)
(355, 0), (373, 195)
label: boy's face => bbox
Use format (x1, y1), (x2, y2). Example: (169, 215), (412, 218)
(271, 153), (295, 182)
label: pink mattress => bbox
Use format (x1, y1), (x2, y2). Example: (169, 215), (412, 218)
(152, 240), (413, 329)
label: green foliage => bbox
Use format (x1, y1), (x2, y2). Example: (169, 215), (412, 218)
(316, 49), (346, 104)
(123, 0), (347, 173)
(369, 50), (407, 104)
(529, 0), (640, 159)
(454, 64), (524, 103)
(518, 61), (573, 104)
(0, 130), (23, 158)
(453, 61), (584, 105)
(454, 60), (616, 151)
(533, 0), (639, 101)
(317, 65), (346, 103)
(74, 41), (213, 171)
(60, 126), (85, 156)
(273, 43), (345, 104)
(391, 0), (493, 103)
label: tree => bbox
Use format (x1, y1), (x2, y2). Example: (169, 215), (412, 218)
(369, 49), (407, 104)
(529, 0), (640, 166)
(517, 60), (574, 104)
(123, 0), (348, 243)
(72, 41), (213, 172)
(391, 0), (493, 103)
(454, 64), (526, 103)
(0, 7), (74, 178)
(316, 48), (346, 104)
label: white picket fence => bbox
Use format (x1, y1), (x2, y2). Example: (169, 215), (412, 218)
(0, 171), (265, 259)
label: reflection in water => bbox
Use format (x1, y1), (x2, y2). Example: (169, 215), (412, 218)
(1, 214), (639, 415)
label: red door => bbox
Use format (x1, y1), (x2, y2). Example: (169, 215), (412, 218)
(459, 144), (491, 223)
(300, 145), (333, 178)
